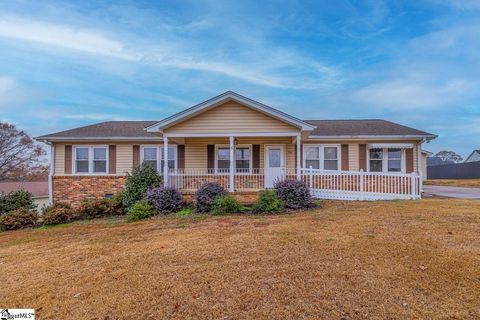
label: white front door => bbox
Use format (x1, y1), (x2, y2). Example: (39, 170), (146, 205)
(265, 145), (285, 188)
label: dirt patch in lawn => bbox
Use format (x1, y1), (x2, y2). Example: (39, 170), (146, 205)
(1, 199), (479, 319)
(425, 179), (480, 188)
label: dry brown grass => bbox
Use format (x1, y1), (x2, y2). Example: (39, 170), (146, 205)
(1, 199), (480, 319)
(425, 179), (480, 188)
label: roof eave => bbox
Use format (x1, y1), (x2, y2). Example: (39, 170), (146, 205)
(306, 134), (437, 141)
(35, 136), (163, 142)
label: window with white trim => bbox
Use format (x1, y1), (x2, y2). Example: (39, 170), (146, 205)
(369, 148), (383, 172)
(303, 145), (340, 170)
(387, 148), (402, 172)
(162, 147), (176, 170)
(74, 146), (108, 174)
(305, 146), (320, 169)
(215, 145), (252, 173)
(141, 145), (177, 173)
(142, 147), (158, 169)
(324, 146), (339, 170)
(217, 147), (230, 173)
(368, 148), (404, 173)
(235, 147), (250, 173)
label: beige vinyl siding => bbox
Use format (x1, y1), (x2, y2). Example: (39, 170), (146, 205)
(413, 142), (419, 174)
(348, 144), (360, 171)
(116, 144), (134, 175)
(185, 142), (208, 168)
(164, 102), (300, 134)
(54, 143), (65, 175)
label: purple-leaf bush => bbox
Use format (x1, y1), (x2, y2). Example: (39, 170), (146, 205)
(146, 187), (184, 214)
(195, 183), (227, 212)
(273, 179), (315, 210)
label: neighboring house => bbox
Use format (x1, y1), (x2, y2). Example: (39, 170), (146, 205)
(465, 150), (480, 163)
(0, 181), (49, 211)
(37, 91), (436, 203)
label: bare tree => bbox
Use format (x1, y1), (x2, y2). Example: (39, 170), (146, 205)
(434, 150), (463, 163)
(0, 122), (46, 180)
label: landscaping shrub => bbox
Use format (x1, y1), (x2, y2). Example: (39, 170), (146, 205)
(146, 187), (183, 214)
(42, 202), (76, 225)
(123, 163), (163, 210)
(252, 189), (284, 214)
(176, 208), (192, 217)
(210, 195), (244, 215)
(76, 193), (128, 219)
(195, 182), (227, 212)
(274, 179), (315, 210)
(106, 192), (125, 216)
(76, 199), (111, 219)
(0, 208), (38, 231)
(0, 189), (36, 214)
(127, 200), (154, 221)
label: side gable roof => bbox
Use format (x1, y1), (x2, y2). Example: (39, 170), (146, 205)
(36, 121), (160, 141)
(145, 91), (316, 132)
(305, 119), (436, 139)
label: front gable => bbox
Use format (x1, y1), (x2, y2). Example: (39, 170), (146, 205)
(146, 91), (315, 135)
(164, 100), (299, 134)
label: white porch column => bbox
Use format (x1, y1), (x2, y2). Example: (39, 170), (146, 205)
(229, 136), (235, 192)
(417, 141), (423, 193)
(163, 136), (169, 187)
(296, 134), (301, 179)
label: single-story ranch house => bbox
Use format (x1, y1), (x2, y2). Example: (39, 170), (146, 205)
(37, 91), (436, 204)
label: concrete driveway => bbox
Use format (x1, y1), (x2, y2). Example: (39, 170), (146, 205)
(423, 185), (480, 199)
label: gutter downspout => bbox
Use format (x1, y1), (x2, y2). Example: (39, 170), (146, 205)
(417, 138), (426, 196)
(48, 142), (54, 205)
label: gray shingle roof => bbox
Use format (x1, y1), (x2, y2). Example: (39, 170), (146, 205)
(37, 119), (435, 140)
(37, 121), (159, 140)
(305, 119), (435, 137)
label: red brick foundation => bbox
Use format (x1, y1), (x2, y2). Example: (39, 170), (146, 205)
(53, 175), (127, 205)
(54, 176), (260, 206)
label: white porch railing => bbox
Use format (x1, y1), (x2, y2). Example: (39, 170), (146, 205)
(168, 168), (421, 200)
(299, 168), (421, 201)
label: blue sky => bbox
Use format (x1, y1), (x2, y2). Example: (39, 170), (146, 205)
(0, 0), (479, 157)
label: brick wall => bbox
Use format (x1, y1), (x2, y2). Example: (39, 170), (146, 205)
(54, 176), (260, 206)
(53, 176), (127, 205)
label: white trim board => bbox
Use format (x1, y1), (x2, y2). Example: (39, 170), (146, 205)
(163, 132), (300, 138)
(36, 137), (163, 142)
(307, 134), (436, 141)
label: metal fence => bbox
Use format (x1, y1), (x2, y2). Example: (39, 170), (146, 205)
(427, 161), (480, 179)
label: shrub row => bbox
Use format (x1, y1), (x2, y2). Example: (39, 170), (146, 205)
(1, 159), (318, 230)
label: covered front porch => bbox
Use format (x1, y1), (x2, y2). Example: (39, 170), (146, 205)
(162, 132), (303, 192)
(161, 133), (422, 201)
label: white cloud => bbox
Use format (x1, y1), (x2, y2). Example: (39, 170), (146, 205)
(0, 76), (42, 107)
(0, 76), (16, 94)
(0, 16), (140, 60)
(350, 79), (473, 109)
(0, 15), (340, 89)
